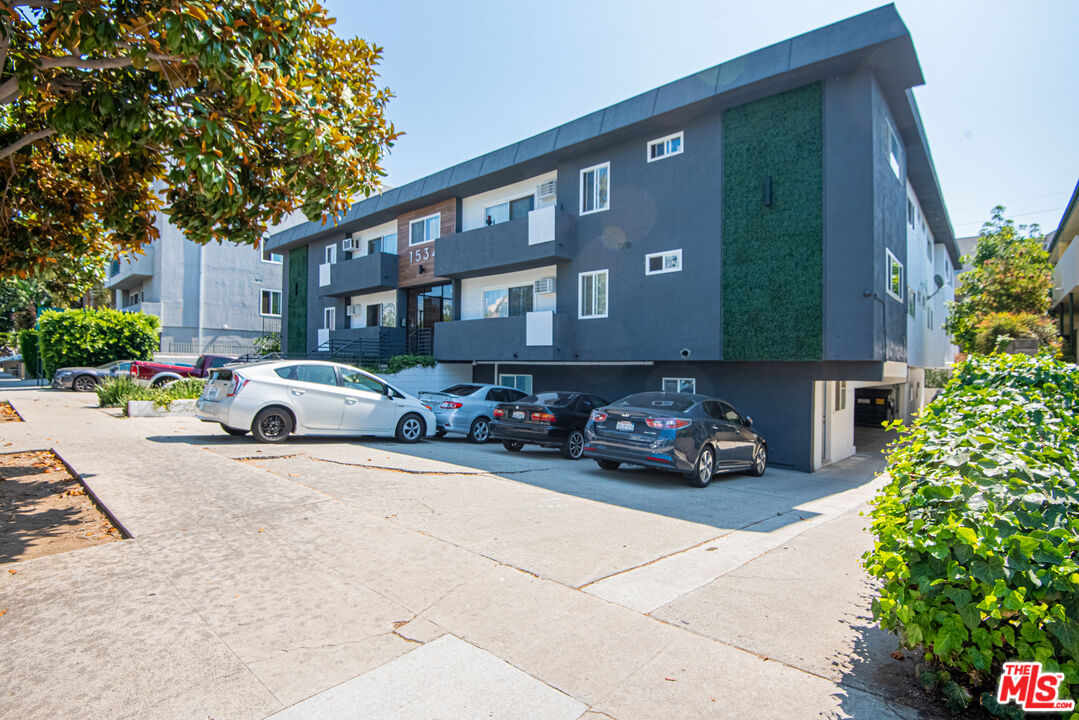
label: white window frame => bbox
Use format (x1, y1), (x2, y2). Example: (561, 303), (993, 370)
(481, 282), (536, 319)
(499, 374), (533, 395)
(887, 124), (902, 181)
(409, 213), (441, 246)
(262, 250), (283, 264)
(645, 249), (682, 276)
(483, 193), (536, 226)
(324, 244), (337, 264)
(579, 162), (610, 216)
(260, 289), (282, 317)
(662, 377), (696, 394)
(323, 306), (335, 330)
(647, 131), (684, 163)
(578, 269), (609, 319)
(886, 249), (904, 301)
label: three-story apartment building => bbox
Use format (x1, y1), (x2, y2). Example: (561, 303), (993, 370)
(268, 5), (959, 471)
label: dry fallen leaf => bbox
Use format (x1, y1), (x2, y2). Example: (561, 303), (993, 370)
(258, 528), (264, 533)
(664, 677), (677, 682)
(7, 569), (15, 575)
(0, 609), (7, 616)
(891, 650), (904, 661)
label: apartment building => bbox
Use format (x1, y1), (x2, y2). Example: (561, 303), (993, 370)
(1048, 179), (1078, 358)
(105, 212), (294, 353)
(267, 5), (959, 471)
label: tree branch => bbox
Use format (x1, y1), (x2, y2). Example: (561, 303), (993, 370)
(38, 55), (134, 70)
(0, 76), (18, 105)
(0, 127), (54, 162)
(3, 1), (60, 9)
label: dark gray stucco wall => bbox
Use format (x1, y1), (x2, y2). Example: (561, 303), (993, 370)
(871, 75), (908, 362)
(554, 111), (724, 362)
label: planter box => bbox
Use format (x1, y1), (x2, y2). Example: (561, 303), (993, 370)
(126, 399), (198, 417)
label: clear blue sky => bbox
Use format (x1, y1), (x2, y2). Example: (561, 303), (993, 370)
(324, 0), (1078, 239)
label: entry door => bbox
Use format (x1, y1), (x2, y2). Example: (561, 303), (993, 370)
(288, 364), (344, 430)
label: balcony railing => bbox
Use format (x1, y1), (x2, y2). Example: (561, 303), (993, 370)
(319, 252), (398, 297)
(434, 206), (574, 279)
(434, 312), (568, 362)
(105, 249), (155, 289)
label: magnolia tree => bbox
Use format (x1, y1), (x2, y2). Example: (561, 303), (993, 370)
(945, 206), (1058, 354)
(0, 0), (397, 290)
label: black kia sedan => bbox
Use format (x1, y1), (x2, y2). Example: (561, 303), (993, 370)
(583, 392), (766, 487)
(490, 391), (609, 459)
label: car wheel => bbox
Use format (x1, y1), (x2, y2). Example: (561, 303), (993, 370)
(151, 378), (171, 389)
(686, 445), (715, 488)
(252, 407), (293, 443)
(596, 459), (621, 471)
(220, 424), (249, 437)
(748, 443), (767, 477)
(561, 429), (585, 460)
(502, 440), (523, 452)
(72, 375), (96, 392)
(395, 413), (425, 443)
(467, 417), (490, 443)
(434, 428), (447, 438)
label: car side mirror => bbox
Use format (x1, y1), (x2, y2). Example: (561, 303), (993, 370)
(744, 416), (754, 427)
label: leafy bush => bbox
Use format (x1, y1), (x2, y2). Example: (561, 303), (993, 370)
(154, 378), (206, 406)
(18, 328), (40, 378)
(863, 353), (1079, 715)
(253, 331), (280, 354)
(96, 375), (156, 408)
(385, 354), (435, 374)
(972, 312), (1060, 355)
(37, 308), (159, 378)
(924, 368), (952, 389)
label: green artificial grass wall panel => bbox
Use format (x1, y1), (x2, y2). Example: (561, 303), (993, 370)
(722, 82), (824, 361)
(287, 247), (308, 354)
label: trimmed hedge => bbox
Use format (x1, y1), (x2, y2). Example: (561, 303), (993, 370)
(385, 354), (435, 374)
(864, 353), (1079, 716)
(18, 328), (40, 378)
(37, 308), (159, 378)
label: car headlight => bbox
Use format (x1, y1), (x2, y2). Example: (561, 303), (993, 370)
(56, 371), (72, 378)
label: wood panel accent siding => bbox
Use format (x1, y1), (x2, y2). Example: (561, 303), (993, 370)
(397, 199), (456, 287)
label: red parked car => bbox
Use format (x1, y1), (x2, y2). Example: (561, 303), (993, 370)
(130, 354), (237, 387)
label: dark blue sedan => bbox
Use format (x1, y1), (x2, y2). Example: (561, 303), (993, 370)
(583, 392), (767, 487)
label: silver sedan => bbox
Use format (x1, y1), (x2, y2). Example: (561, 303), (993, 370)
(419, 384), (529, 443)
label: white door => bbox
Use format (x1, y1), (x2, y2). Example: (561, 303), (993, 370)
(338, 367), (397, 433)
(288, 364), (344, 430)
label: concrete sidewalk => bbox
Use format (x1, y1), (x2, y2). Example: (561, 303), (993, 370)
(0, 382), (936, 719)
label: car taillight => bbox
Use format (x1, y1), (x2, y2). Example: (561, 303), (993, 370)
(493, 408), (504, 418)
(591, 411), (607, 422)
(645, 418), (691, 430)
(531, 412), (556, 423)
(227, 374), (248, 397)
(130, 365), (137, 376)
(439, 400), (463, 409)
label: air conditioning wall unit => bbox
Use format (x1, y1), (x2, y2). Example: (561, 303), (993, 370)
(534, 277), (555, 294)
(342, 236), (355, 252)
(345, 304), (362, 316)
(536, 180), (556, 200)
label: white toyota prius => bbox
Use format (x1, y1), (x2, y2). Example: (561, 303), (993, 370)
(195, 360), (437, 443)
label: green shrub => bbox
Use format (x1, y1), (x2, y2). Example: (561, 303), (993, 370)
(385, 354), (435, 374)
(972, 312), (1060, 355)
(924, 368), (953, 389)
(96, 375), (157, 409)
(863, 353), (1079, 715)
(254, 331), (280, 354)
(155, 378), (206, 405)
(37, 308), (159, 378)
(18, 328), (40, 378)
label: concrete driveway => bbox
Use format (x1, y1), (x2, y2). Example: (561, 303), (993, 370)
(0, 383), (938, 719)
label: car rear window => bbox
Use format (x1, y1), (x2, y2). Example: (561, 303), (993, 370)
(613, 393), (695, 412)
(442, 385), (481, 396)
(527, 392), (576, 407)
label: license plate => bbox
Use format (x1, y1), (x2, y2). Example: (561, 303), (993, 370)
(512, 411), (525, 420)
(207, 387), (219, 400)
(616, 420), (634, 431)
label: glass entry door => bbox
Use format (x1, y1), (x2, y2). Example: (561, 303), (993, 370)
(406, 283), (453, 353)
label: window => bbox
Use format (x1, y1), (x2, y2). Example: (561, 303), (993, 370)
(324, 244), (337, 264)
(483, 285), (534, 318)
(323, 306), (335, 330)
(926, 236), (933, 261)
(485, 195), (535, 226)
(260, 290), (282, 317)
(499, 374), (533, 395)
(907, 199), (915, 228)
(886, 249), (903, 301)
(647, 132), (683, 162)
(578, 270), (608, 319)
(262, 250), (283, 264)
(361, 302), (396, 328)
(835, 381), (847, 411)
(341, 368), (384, 394)
(296, 365), (339, 386)
(366, 232), (397, 255)
(409, 214), (440, 246)
(887, 125), (902, 181)
(662, 377), (696, 394)
(907, 286), (916, 318)
(366, 304), (380, 327)
(645, 249), (682, 275)
(579, 162), (610, 215)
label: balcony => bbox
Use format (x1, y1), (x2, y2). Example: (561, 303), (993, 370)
(319, 252), (398, 298)
(104, 249), (155, 290)
(434, 206), (574, 279)
(119, 301), (162, 318)
(434, 312), (569, 362)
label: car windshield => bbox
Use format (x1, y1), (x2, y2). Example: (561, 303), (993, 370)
(441, 385), (482, 396)
(97, 360), (123, 369)
(525, 392), (576, 407)
(613, 393), (696, 412)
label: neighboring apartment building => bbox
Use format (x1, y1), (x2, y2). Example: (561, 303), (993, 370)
(105, 212), (296, 353)
(1048, 180), (1078, 358)
(268, 5), (960, 472)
